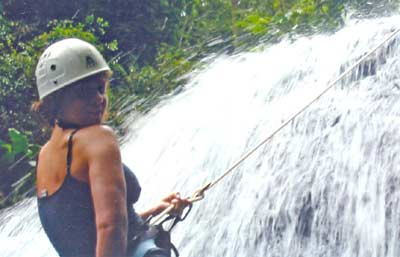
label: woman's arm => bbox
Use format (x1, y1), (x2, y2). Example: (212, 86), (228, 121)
(138, 192), (190, 220)
(85, 126), (128, 257)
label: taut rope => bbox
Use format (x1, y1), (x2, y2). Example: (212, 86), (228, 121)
(151, 27), (400, 226)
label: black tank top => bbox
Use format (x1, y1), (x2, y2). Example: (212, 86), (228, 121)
(37, 129), (143, 257)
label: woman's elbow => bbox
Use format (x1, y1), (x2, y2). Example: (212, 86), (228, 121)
(96, 213), (128, 236)
(96, 215), (128, 232)
(97, 221), (126, 233)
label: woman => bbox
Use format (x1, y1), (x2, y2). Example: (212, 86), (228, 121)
(33, 38), (187, 257)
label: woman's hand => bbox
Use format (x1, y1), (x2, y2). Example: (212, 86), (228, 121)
(139, 192), (191, 220)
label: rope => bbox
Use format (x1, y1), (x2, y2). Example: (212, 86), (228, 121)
(151, 27), (400, 226)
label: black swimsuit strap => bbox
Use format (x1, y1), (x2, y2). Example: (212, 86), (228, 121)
(66, 129), (80, 175)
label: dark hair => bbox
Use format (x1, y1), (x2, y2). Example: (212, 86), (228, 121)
(31, 90), (62, 127)
(31, 71), (111, 127)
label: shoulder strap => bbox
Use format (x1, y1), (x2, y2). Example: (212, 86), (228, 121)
(66, 129), (79, 175)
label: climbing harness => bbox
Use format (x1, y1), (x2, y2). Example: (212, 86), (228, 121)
(150, 27), (400, 226)
(129, 204), (193, 257)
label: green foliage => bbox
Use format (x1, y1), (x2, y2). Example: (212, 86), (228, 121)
(29, 15), (118, 54)
(232, 0), (344, 47)
(0, 128), (40, 209)
(235, 13), (272, 36)
(0, 129), (38, 165)
(0, 15), (39, 143)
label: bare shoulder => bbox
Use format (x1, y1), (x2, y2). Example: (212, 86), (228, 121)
(74, 125), (120, 157)
(79, 125), (116, 139)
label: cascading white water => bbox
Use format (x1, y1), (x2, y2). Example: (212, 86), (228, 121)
(1, 15), (400, 257)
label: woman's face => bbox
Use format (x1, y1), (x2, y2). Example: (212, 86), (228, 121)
(58, 74), (109, 127)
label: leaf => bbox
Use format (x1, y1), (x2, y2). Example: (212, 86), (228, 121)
(321, 4), (329, 14)
(107, 40), (119, 51)
(8, 128), (28, 154)
(85, 15), (94, 25)
(27, 144), (41, 158)
(0, 141), (12, 153)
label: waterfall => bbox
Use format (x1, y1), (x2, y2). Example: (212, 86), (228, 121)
(2, 15), (400, 257)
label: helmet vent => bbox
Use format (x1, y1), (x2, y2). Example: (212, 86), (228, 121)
(86, 56), (96, 68)
(50, 64), (57, 71)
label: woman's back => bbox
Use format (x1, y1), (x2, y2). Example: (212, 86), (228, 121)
(37, 127), (142, 257)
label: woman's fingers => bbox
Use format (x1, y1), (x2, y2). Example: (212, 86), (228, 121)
(152, 192), (191, 216)
(168, 194), (191, 215)
(162, 192), (180, 202)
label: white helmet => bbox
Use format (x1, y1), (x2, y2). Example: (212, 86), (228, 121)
(35, 38), (111, 99)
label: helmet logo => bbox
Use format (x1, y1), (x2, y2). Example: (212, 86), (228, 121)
(86, 55), (97, 68)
